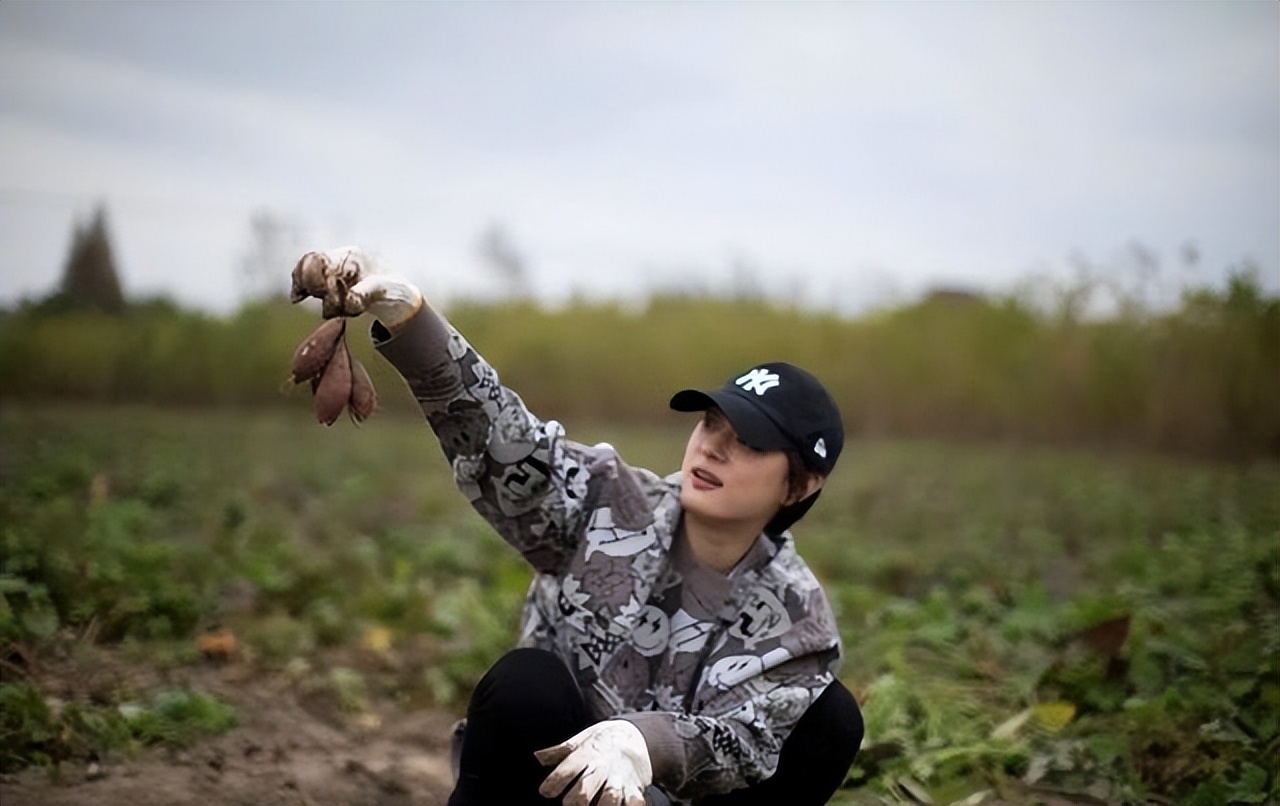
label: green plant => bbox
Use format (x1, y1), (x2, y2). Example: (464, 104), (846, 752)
(1, 405), (1275, 799)
(0, 681), (235, 772)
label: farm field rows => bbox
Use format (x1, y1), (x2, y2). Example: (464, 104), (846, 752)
(2, 404), (1276, 805)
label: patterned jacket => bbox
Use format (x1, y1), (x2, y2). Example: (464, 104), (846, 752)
(374, 307), (842, 802)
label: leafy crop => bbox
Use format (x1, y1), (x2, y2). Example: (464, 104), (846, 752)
(0, 405), (1276, 803)
(0, 681), (235, 772)
(0, 405), (527, 772)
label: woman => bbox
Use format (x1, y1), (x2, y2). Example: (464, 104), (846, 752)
(291, 248), (863, 806)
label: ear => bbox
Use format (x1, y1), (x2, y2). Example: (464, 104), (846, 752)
(785, 473), (826, 506)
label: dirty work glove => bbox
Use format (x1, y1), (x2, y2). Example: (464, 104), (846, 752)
(535, 720), (653, 806)
(290, 246), (424, 329)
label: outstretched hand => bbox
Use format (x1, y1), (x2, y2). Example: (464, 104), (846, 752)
(536, 720), (653, 806)
(291, 247), (424, 328)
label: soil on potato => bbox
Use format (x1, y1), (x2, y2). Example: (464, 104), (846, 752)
(2, 652), (461, 806)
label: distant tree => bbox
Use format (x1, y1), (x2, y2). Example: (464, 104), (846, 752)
(922, 286), (986, 307)
(477, 221), (531, 299)
(729, 255), (765, 302)
(239, 209), (303, 303)
(57, 204), (126, 312)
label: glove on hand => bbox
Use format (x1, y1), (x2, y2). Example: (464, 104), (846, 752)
(535, 720), (653, 806)
(291, 247), (424, 329)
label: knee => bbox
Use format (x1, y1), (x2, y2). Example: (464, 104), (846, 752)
(470, 647), (581, 722)
(820, 680), (864, 757)
(797, 680), (864, 763)
(485, 646), (568, 681)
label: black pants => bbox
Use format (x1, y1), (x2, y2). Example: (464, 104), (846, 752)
(448, 648), (863, 806)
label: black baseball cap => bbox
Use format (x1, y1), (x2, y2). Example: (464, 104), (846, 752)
(670, 362), (844, 535)
(670, 362), (844, 474)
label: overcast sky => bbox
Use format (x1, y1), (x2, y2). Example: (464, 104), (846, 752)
(1, 1), (1276, 314)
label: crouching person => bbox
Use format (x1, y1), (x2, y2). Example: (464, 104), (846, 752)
(291, 248), (864, 805)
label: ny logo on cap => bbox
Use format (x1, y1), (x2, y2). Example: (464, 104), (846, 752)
(736, 368), (781, 396)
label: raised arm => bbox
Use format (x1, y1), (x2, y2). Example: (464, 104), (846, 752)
(290, 247), (618, 573)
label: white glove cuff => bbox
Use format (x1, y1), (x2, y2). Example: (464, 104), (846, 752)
(351, 274), (425, 330)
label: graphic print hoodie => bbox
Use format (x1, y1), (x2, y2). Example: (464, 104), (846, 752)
(373, 307), (843, 802)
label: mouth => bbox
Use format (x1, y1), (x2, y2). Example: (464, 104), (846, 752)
(689, 467), (723, 490)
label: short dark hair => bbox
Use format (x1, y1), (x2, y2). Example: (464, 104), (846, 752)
(766, 451), (825, 538)
(784, 450), (816, 505)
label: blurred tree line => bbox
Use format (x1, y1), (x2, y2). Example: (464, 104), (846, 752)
(0, 207), (1275, 459)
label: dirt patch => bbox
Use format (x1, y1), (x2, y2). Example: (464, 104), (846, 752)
(2, 656), (461, 806)
(0, 650), (1109, 806)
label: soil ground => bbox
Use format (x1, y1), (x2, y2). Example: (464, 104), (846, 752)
(2, 652), (460, 806)
(0, 649), (1099, 806)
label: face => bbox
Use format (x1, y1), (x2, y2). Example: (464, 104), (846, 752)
(679, 408), (792, 531)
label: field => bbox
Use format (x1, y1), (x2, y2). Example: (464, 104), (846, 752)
(2, 402), (1276, 805)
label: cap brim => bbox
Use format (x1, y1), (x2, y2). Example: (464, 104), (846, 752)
(670, 388), (792, 453)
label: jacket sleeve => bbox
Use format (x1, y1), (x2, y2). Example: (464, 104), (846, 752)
(621, 649), (840, 800)
(372, 306), (610, 574)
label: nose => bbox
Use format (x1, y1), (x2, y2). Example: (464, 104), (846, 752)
(699, 425), (732, 462)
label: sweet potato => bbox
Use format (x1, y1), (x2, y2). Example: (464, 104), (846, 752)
(348, 356), (378, 423)
(290, 317), (347, 384)
(314, 339), (353, 426)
